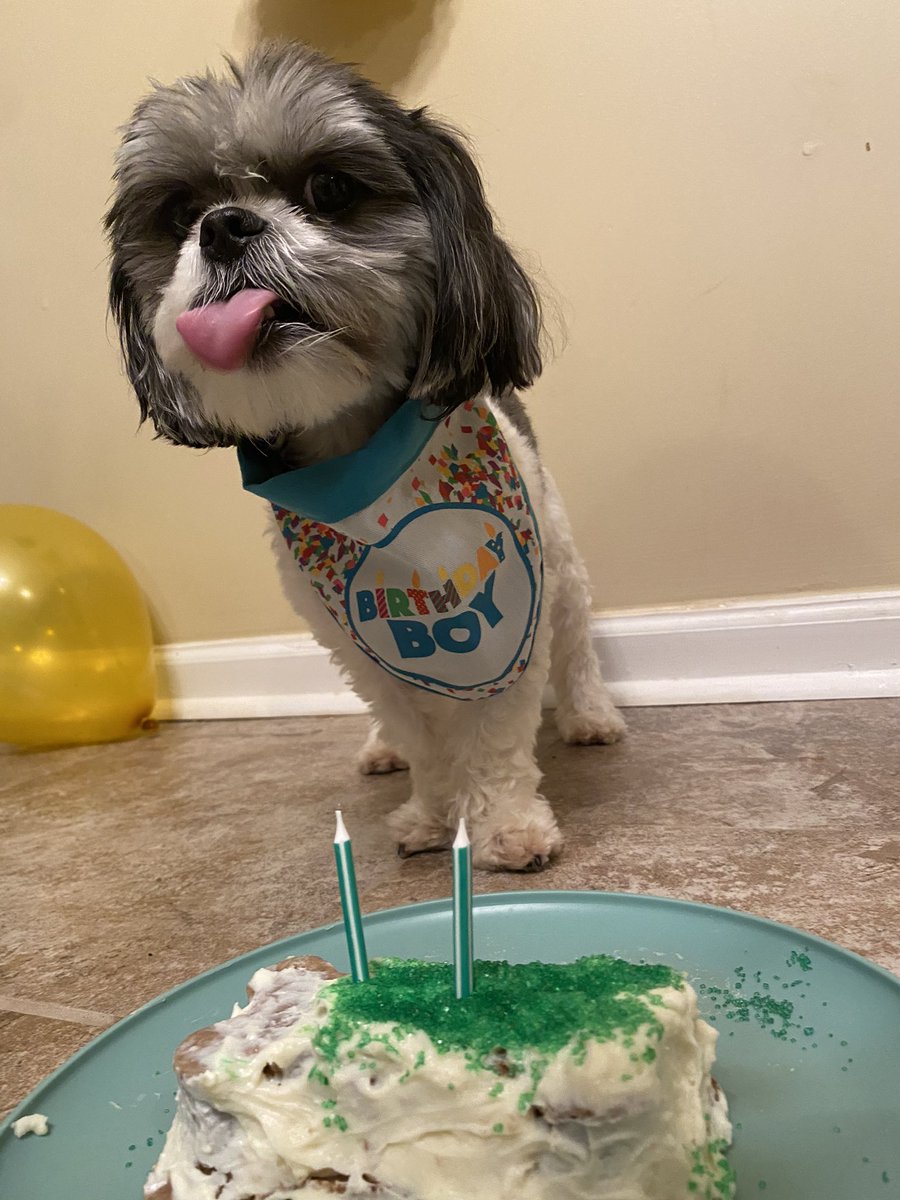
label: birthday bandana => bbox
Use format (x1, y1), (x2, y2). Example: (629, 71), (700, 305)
(238, 400), (543, 700)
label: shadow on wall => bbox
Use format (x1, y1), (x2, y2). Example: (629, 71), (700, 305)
(247, 0), (450, 91)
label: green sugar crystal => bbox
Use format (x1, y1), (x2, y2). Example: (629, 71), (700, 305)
(314, 956), (683, 1067)
(701, 982), (796, 1040)
(787, 950), (813, 972)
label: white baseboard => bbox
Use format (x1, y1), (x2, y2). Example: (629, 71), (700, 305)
(154, 590), (900, 720)
(154, 635), (367, 720)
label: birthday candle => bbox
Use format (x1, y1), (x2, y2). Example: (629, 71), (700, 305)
(333, 810), (369, 983)
(375, 571), (388, 618)
(453, 818), (474, 999)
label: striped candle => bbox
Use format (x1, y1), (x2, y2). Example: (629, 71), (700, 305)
(452, 818), (474, 999)
(333, 810), (369, 983)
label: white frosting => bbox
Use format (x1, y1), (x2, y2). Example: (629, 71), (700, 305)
(12, 1113), (49, 1138)
(146, 961), (733, 1199)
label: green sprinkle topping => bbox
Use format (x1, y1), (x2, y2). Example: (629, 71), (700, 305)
(217, 1055), (243, 1081)
(787, 950), (813, 972)
(702, 983), (797, 1040)
(686, 1139), (736, 1198)
(489, 1082), (504, 1097)
(621, 1073), (633, 1082)
(356, 1032), (400, 1056)
(315, 956), (682, 1067)
(321, 1098), (349, 1131)
(517, 1058), (548, 1113)
(493, 1122), (504, 1134)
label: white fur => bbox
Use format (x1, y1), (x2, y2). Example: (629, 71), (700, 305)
(269, 399), (624, 871)
(153, 197), (426, 441)
(357, 721), (409, 775)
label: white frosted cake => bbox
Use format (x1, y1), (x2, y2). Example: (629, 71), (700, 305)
(145, 954), (734, 1199)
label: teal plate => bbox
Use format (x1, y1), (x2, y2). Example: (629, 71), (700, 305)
(2, 891), (898, 1198)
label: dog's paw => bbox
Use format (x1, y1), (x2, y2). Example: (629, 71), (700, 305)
(388, 798), (452, 857)
(557, 702), (626, 746)
(357, 738), (409, 775)
(470, 803), (563, 872)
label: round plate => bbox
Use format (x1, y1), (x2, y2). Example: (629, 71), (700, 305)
(1, 891), (898, 1198)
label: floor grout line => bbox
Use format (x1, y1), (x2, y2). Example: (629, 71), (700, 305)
(0, 995), (114, 1028)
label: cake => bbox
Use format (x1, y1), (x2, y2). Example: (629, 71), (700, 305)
(144, 954), (735, 1199)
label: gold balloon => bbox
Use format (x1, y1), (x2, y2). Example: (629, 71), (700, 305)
(0, 505), (157, 749)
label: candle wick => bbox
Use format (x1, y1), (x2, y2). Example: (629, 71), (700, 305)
(453, 818), (470, 848)
(334, 809), (350, 843)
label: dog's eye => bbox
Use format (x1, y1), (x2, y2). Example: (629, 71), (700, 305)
(304, 170), (365, 216)
(158, 190), (203, 241)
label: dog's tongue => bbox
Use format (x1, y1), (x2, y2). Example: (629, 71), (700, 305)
(175, 289), (279, 371)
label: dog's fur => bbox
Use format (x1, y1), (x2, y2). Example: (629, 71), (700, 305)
(106, 42), (625, 871)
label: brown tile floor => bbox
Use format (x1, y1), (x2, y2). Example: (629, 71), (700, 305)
(2, 700), (899, 1118)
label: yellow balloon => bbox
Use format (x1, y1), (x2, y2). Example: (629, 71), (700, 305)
(0, 505), (157, 749)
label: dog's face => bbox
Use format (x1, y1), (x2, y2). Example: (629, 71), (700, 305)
(106, 43), (541, 448)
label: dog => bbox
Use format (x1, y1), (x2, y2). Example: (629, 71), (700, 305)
(106, 41), (625, 871)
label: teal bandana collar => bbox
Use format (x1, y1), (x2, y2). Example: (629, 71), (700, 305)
(238, 399), (543, 701)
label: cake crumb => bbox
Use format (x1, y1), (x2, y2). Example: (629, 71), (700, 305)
(12, 1113), (49, 1138)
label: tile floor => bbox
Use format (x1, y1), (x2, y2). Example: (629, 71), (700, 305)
(3, 700), (899, 1117)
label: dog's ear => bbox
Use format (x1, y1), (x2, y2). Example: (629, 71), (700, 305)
(400, 111), (542, 414)
(107, 256), (235, 449)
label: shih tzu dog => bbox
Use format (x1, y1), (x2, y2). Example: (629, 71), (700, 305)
(106, 41), (625, 871)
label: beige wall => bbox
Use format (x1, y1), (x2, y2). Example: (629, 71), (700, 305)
(4, 0), (900, 644)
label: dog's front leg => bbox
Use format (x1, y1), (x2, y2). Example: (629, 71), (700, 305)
(385, 625), (562, 872)
(356, 719), (410, 775)
(542, 472), (627, 746)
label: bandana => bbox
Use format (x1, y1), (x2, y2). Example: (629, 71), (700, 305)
(238, 399), (543, 700)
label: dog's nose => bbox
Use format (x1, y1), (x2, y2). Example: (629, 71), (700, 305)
(198, 207), (269, 262)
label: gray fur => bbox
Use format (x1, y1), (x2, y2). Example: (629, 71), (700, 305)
(106, 41), (543, 456)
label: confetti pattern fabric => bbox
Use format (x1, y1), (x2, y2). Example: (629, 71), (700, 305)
(272, 400), (543, 699)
